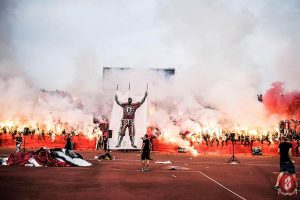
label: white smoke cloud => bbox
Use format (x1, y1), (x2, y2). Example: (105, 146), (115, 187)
(0, 0), (299, 151)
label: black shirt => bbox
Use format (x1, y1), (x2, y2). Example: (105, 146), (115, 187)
(279, 142), (292, 162)
(65, 138), (72, 150)
(143, 139), (150, 152)
(16, 136), (22, 145)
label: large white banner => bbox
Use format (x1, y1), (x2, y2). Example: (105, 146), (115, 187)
(109, 91), (148, 150)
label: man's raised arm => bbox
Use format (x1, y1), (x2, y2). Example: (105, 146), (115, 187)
(115, 95), (122, 106)
(139, 91), (148, 105)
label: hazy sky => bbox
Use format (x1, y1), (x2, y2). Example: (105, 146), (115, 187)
(1, 0), (299, 91)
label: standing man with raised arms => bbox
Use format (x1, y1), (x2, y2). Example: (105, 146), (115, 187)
(115, 91), (148, 148)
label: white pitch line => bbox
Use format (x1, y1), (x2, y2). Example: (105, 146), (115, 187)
(198, 171), (247, 200)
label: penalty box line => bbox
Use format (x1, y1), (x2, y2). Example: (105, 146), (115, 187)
(198, 171), (247, 200)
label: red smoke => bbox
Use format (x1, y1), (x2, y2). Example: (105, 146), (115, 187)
(263, 82), (300, 119)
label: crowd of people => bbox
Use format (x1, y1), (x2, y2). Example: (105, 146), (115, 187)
(0, 122), (110, 151)
(175, 119), (300, 148)
(1, 119), (300, 152)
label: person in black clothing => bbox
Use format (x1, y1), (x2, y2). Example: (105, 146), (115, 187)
(103, 132), (108, 152)
(62, 129), (66, 138)
(98, 152), (115, 160)
(14, 133), (22, 152)
(41, 130), (45, 140)
(203, 133), (209, 146)
(244, 135), (250, 146)
(141, 134), (151, 172)
(274, 137), (298, 190)
(65, 134), (72, 150)
(257, 94), (263, 102)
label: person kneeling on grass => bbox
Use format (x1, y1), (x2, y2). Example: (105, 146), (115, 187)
(141, 134), (151, 172)
(274, 136), (299, 191)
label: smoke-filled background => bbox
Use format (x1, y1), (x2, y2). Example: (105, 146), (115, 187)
(0, 0), (299, 150)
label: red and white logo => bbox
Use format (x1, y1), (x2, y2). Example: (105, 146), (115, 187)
(284, 176), (292, 191)
(279, 174), (297, 196)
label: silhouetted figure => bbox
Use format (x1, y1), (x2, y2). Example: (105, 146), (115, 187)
(257, 94), (263, 102)
(15, 133), (22, 152)
(65, 135), (72, 150)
